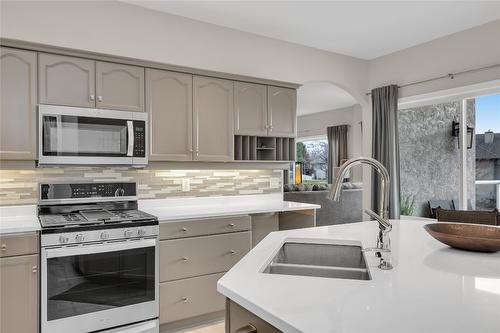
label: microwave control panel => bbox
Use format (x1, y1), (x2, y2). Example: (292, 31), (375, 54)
(133, 121), (146, 157)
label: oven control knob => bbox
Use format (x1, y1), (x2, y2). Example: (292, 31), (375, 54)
(59, 235), (69, 244)
(124, 229), (133, 238)
(100, 231), (110, 240)
(75, 234), (85, 242)
(137, 228), (146, 237)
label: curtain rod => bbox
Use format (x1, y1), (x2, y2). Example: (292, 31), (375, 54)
(365, 63), (500, 96)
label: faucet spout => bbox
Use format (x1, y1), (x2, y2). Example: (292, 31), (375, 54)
(327, 157), (393, 270)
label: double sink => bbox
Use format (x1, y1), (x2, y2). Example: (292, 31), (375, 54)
(263, 242), (372, 280)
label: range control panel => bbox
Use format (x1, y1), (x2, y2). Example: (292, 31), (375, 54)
(40, 183), (137, 200)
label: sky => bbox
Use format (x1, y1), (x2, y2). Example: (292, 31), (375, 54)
(475, 93), (500, 133)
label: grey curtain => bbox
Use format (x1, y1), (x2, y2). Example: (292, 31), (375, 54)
(371, 85), (400, 219)
(327, 125), (348, 183)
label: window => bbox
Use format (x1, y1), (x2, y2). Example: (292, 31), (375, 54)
(296, 138), (328, 185)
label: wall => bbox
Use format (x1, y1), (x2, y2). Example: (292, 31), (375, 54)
(398, 100), (475, 217)
(369, 20), (500, 98)
(0, 168), (282, 206)
(297, 104), (363, 181)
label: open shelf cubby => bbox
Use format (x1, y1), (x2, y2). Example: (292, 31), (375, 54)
(234, 135), (295, 161)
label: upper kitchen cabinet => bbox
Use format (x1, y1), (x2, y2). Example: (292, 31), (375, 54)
(146, 69), (193, 161)
(234, 82), (268, 136)
(39, 53), (96, 108)
(96, 61), (145, 112)
(267, 86), (297, 137)
(193, 76), (234, 161)
(0, 47), (37, 160)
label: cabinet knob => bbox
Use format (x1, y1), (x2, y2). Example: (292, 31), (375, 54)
(182, 257), (190, 262)
(32, 266), (38, 273)
(181, 227), (188, 232)
(235, 324), (257, 333)
(228, 223), (235, 228)
(98, 95), (103, 102)
(230, 250), (236, 255)
(1, 244), (6, 251)
(182, 297), (189, 303)
(89, 94), (95, 101)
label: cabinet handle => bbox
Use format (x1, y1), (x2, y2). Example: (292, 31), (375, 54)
(1, 244), (6, 251)
(32, 266), (38, 273)
(228, 223), (235, 228)
(182, 297), (189, 303)
(181, 227), (188, 232)
(235, 324), (257, 333)
(98, 95), (103, 102)
(182, 257), (190, 262)
(89, 94), (95, 101)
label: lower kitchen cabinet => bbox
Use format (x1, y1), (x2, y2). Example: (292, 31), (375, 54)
(251, 213), (279, 247)
(226, 299), (282, 333)
(0, 254), (39, 333)
(160, 231), (251, 282)
(160, 272), (225, 324)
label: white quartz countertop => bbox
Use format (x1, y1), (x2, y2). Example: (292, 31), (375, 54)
(218, 220), (500, 333)
(0, 194), (319, 234)
(139, 194), (319, 222)
(0, 205), (40, 234)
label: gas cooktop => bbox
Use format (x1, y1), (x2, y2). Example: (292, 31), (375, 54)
(37, 182), (158, 233)
(39, 208), (155, 228)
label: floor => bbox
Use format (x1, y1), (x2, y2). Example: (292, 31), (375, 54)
(178, 321), (224, 333)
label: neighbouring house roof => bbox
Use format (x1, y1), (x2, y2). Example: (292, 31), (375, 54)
(476, 133), (500, 160)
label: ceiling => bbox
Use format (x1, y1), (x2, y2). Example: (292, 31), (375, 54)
(124, 1), (500, 60)
(297, 82), (357, 116)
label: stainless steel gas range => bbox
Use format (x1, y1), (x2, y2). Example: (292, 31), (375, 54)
(38, 182), (159, 333)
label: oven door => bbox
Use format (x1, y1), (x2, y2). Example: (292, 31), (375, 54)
(41, 238), (158, 333)
(38, 104), (147, 165)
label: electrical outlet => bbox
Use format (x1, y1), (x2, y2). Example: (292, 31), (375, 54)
(270, 178), (280, 189)
(182, 178), (190, 192)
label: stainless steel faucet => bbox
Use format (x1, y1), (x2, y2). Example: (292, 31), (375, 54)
(327, 157), (393, 270)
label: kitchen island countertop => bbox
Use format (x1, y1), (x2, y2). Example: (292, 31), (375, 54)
(218, 219), (500, 333)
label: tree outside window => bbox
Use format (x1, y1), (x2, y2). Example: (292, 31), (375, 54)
(296, 138), (328, 185)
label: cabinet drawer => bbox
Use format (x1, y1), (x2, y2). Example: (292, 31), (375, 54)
(160, 231), (251, 281)
(0, 233), (39, 258)
(160, 215), (251, 240)
(160, 272), (225, 324)
(228, 299), (282, 333)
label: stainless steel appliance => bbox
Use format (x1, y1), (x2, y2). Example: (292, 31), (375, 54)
(38, 182), (159, 333)
(38, 104), (148, 166)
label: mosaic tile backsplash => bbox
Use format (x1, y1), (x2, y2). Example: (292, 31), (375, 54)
(0, 168), (282, 206)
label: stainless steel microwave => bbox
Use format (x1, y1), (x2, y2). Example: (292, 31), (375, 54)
(38, 105), (148, 166)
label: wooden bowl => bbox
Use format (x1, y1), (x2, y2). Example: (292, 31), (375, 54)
(424, 223), (500, 252)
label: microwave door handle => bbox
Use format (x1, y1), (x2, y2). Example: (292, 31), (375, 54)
(127, 120), (134, 157)
(45, 238), (156, 258)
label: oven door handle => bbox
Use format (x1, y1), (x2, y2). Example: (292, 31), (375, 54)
(127, 120), (134, 157)
(45, 238), (156, 258)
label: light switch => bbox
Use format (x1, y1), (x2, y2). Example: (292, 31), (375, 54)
(182, 178), (191, 192)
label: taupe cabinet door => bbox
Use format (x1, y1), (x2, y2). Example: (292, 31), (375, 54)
(39, 53), (95, 108)
(0, 47), (37, 160)
(234, 82), (267, 136)
(267, 86), (297, 137)
(193, 76), (234, 161)
(0, 254), (39, 333)
(146, 69), (193, 161)
(96, 61), (145, 112)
